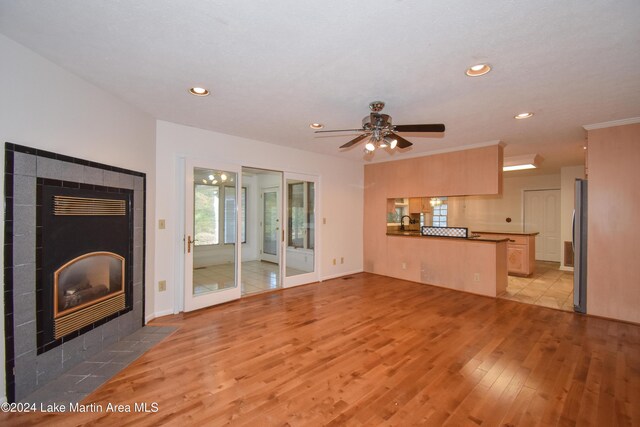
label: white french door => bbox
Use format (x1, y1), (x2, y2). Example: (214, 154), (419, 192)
(184, 159), (241, 312)
(282, 172), (319, 288)
(260, 187), (280, 264)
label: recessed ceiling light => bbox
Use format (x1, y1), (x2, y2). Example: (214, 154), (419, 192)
(189, 87), (210, 96)
(465, 63), (491, 77)
(309, 123), (324, 129)
(514, 112), (534, 119)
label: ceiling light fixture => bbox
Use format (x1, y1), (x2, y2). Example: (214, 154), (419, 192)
(220, 173), (227, 182)
(383, 136), (398, 149)
(212, 179), (218, 184)
(465, 63), (491, 77)
(309, 123), (324, 129)
(503, 154), (541, 171)
(365, 141), (376, 152)
(208, 174), (214, 180)
(514, 112), (534, 120)
(189, 87), (210, 96)
(202, 179), (207, 184)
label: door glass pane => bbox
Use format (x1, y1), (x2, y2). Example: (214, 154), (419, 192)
(286, 179), (315, 277)
(263, 191), (278, 255)
(192, 168), (237, 295)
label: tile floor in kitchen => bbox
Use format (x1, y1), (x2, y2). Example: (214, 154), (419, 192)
(498, 261), (574, 312)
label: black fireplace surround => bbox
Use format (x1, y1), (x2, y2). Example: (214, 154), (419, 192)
(4, 143), (146, 402)
(39, 183), (133, 350)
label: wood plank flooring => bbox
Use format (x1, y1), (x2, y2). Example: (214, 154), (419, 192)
(3, 272), (639, 426)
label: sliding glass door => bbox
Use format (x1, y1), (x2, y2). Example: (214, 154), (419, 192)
(282, 172), (318, 288)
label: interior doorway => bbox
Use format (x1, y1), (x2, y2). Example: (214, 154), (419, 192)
(241, 167), (283, 295)
(524, 189), (561, 262)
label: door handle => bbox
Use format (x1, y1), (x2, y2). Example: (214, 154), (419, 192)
(187, 235), (194, 253)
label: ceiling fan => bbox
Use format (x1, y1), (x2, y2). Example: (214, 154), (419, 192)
(315, 101), (445, 153)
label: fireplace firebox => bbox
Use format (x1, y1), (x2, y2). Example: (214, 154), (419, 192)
(39, 183), (133, 351)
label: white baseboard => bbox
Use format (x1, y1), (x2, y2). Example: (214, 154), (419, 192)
(321, 269), (364, 282)
(559, 266), (574, 272)
(145, 309), (174, 324)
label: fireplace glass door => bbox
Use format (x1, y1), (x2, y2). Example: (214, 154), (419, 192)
(184, 162), (241, 311)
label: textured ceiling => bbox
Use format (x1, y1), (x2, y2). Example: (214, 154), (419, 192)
(1, 1), (639, 172)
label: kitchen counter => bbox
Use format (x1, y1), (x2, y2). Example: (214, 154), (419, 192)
(386, 231), (509, 243)
(380, 230), (508, 298)
(471, 231), (538, 276)
(471, 230), (539, 236)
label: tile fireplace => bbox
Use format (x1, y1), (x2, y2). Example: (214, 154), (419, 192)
(4, 143), (146, 402)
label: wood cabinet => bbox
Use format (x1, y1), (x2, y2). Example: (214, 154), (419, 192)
(408, 197), (422, 214)
(474, 232), (537, 276)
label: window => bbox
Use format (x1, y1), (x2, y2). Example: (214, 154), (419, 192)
(288, 181), (314, 249)
(224, 187), (246, 244)
(194, 184), (246, 246)
(432, 197), (448, 227)
(194, 185), (219, 245)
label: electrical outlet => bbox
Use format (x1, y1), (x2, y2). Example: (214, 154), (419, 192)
(158, 219), (166, 229)
(158, 280), (167, 292)
(341, 257), (344, 264)
(474, 273), (480, 282)
(332, 258), (336, 265)
(402, 262), (407, 270)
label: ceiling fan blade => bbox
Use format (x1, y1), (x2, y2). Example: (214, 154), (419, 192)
(394, 124), (445, 133)
(339, 134), (369, 149)
(390, 132), (413, 149)
(314, 128), (365, 133)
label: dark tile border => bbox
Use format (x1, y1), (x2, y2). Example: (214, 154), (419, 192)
(3, 142), (147, 402)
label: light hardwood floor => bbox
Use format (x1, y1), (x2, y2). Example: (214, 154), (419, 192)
(3, 273), (639, 426)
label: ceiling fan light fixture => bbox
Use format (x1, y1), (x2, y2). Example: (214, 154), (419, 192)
(383, 136), (398, 149)
(465, 63), (491, 77)
(220, 173), (227, 181)
(309, 123), (324, 129)
(514, 112), (534, 119)
(365, 141), (376, 151)
(189, 87), (210, 96)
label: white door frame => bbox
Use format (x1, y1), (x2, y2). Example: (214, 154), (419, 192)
(260, 186), (280, 264)
(183, 157), (242, 312)
(282, 172), (320, 288)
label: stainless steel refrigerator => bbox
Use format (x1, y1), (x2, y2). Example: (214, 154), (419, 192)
(573, 179), (588, 313)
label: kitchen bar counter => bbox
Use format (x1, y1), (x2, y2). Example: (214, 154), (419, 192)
(377, 231), (509, 298)
(471, 230), (539, 236)
(386, 231), (509, 243)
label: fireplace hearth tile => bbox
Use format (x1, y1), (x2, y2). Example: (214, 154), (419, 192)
(36, 345), (62, 380)
(101, 321), (119, 348)
(15, 350), (37, 398)
(20, 326), (177, 405)
(14, 152), (36, 177)
(82, 166), (104, 186)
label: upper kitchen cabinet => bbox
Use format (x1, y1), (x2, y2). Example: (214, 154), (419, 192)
(408, 197), (422, 214)
(367, 144), (503, 198)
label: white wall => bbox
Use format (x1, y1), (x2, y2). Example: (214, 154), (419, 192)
(154, 121), (364, 316)
(452, 174), (561, 232)
(0, 35), (156, 402)
(560, 165), (586, 270)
